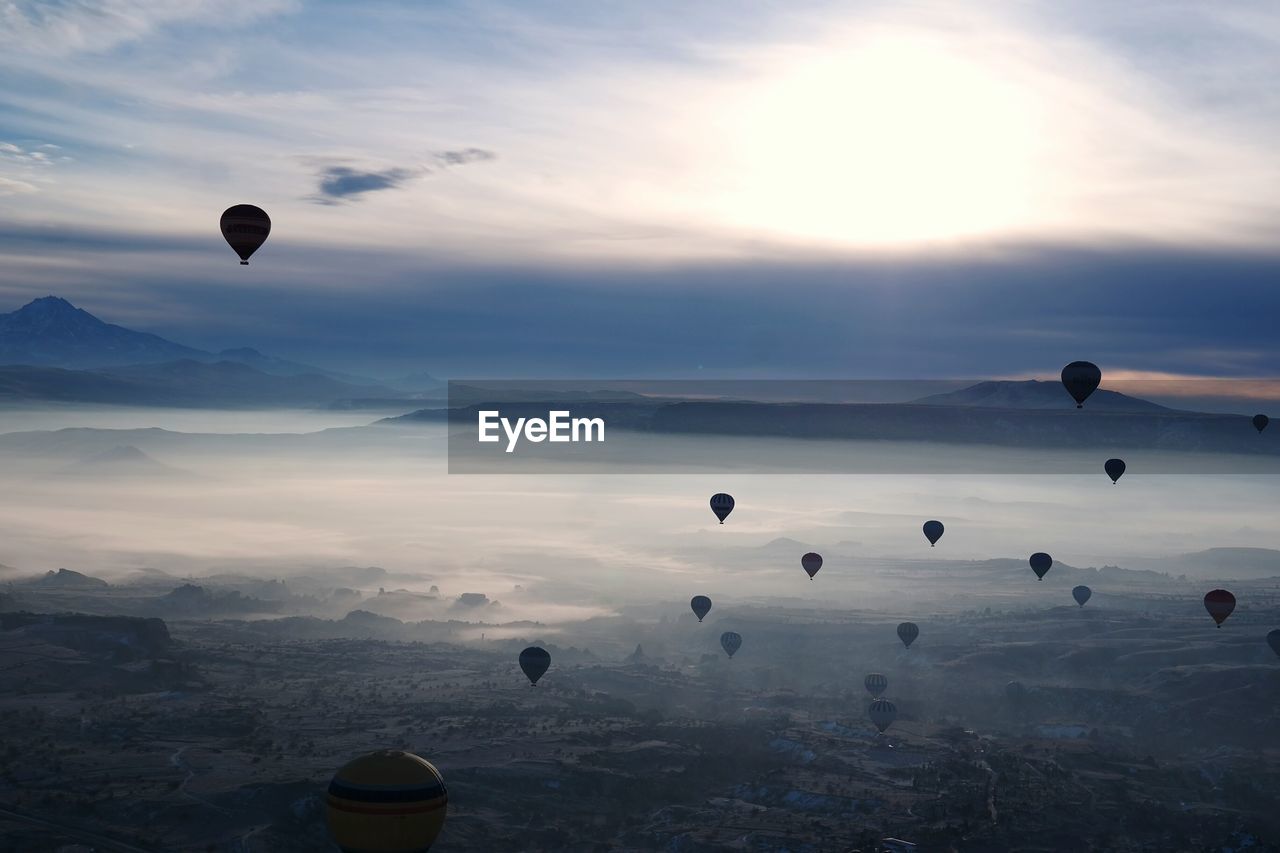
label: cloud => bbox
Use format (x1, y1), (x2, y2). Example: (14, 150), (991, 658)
(0, 139), (62, 195)
(308, 150), (496, 204)
(0, 0), (298, 57)
(314, 165), (416, 202)
(0, 177), (37, 197)
(435, 148), (497, 167)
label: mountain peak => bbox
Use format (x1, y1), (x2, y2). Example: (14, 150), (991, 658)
(24, 295), (75, 310)
(0, 295), (208, 368)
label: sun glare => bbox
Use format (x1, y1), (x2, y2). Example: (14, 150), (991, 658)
(711, 35), (1046, 248)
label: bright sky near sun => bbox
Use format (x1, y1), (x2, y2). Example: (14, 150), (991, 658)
(2, 0), (1279, 265)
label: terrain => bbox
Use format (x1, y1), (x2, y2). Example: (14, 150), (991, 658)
(0, 571), (1276, 851)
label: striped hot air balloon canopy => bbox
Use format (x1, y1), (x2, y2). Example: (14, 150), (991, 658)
(326, 750), (447, 853)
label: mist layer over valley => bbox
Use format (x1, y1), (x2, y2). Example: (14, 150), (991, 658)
(2, 400), (1279, 851)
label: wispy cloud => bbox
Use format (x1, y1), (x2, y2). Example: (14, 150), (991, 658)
(307, 150), (496, 203)
(0, 0), (298, 56)
(435, 148), (497, 167)
(314, 165), (416, 203)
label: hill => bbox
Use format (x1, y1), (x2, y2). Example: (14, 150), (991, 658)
(24, 568), (110, 590)
(911, 379), (1172, 412)
(0, 296), (205, 367)
(60, 444), (184, 477)
(1140, 547), (1280, 580)
(0, 296), (386, 386)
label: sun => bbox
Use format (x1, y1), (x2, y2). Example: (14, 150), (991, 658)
(708, 34), (1047, 249)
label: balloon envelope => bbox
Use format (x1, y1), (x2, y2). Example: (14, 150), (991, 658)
(868, 698), (897, 733)
(1203, 589), (1236, 627)
(801, 552), (822, 579)
(220, 204), (270, 264)
(1061, 361), (1102, 408)
(1255, 414), (1270, 433)
(690, 595), (712, 622)
(710, 493), (735, 524)
(326, 750), (447, 853)
(864, 673), (888, 698)
(720, 631), (742, 658)
(923, 520), (944, 546)
(1268, 629), (1280, 658)
(897, 621), (919, 649)
(1029, 552), (1053, 580)
(1072, 585), (1092, 607)
(1104, 458), (1126, 483)
(519, 646), (551, 685)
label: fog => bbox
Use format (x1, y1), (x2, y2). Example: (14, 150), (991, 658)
(4, 406), (1279, 850)
(2, 406), (1277, 627)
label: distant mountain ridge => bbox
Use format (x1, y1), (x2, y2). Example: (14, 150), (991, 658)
(911, 380), (1172, 412)
(0, 296), (205, 367)
(0, 296), (379, 386)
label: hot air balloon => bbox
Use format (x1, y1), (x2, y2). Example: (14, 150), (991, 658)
(923, 520), (944, 547)
(801, 552), (822, 580)
(1005, 681), (1026, 702)
(1029, 552), (1053, 581)
(1072, 585), (1092, 607)
(220, 204), (270, 265)
(1061, 361), (1101, 408)
(326, 750), (447, 853)
(1267, 629), (1280, 658)
(1104, 458), (1125, 484)
(1203, 589), (1235, 628)
(868, 697), (897, 733)
(710, 493), (735, 524)
(519, 646), (551, 685)
(690, 595), (712, 622)
(864, 673), (888, 698)
(720, 631), (742, 658)
(897, 622), (919, 649)
(1255, 414), (1270, 434)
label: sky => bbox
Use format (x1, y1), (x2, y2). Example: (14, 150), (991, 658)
(1, 0), (1278, 378)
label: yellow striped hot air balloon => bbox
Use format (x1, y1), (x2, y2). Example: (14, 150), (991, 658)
(326, 750), (447, 853)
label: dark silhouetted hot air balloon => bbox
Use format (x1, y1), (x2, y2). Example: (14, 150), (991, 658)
(1072, 585), (1092, 607)
(1029, 552), (1053, 581)
(801, 552), (822, 580)
(864, 673), (888, 698)
(1061, 361), (1101, 408)
(1203, 589), (1235, 628)
(923, 520), (944, 547)
(519, 646), (551, 685)
(710, 493), (734, 524)
(326, 750), (447, 852)
(897, 622), (919, 649)
(1104, 458), (1125, 484)
(220, 204), (270, 265)
(1268, 629), (1280, 658)
(1005, 681), (1026, 702)
(1255, 414), (1270, 433)
(868, 697), (897, 733)
(690, 595), (712, 622)
(720, 631), (742, 658)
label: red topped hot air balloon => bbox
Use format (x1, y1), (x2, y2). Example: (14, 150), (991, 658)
(1203, 589), (1235, 628)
